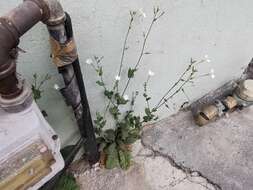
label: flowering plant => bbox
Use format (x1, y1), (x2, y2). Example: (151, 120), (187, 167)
(87, 7), (213, 170)
(32, 73), (51, 102)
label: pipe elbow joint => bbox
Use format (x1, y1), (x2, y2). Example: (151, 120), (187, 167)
(42, 0), (65, 25)
(24, 0), (65, 25)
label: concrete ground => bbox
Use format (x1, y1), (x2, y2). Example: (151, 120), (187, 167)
(68, 81), (253, 190)
(142, 107), (253, 190)
(71, 140), (216, 190)
(70, 106), (253, 190)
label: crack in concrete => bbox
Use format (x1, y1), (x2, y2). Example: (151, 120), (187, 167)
(140, 137), (222, 190)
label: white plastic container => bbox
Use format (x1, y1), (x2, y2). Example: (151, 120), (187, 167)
(0, 102), (64, 190)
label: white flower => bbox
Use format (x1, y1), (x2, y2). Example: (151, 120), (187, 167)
(148, 70), (155, 77)
(209, 68), (215, 79)
(204, 55), (211, 63)
(139, 8), (147, 18)
(54, 84), (60, 90)
(123, 95), (129, 101)
(86, 58), (93, 65)
(115, 75), (121, 81)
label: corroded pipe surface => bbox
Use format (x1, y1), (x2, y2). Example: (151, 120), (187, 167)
(0, 0), (64, 99)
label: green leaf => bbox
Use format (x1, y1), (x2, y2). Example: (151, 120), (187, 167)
(96, 81), (104, 86)
(105, 143), (117, 155)
(105, 143), (120, 169)
(146, 97), (151, 101)
(55, 173), (79, 190)
(118, 150), (131, 170)
(109, 106), (120, 119)
(129, 128), (140, 136)
(145, 108), (151, 116)
(104, 90), (114, 99)
(124, 136), (139, 145)
(32, 86), (42, 101)
(104, 129), (116, 142)
(97, 67), (103, 76)
(152, 108), (157, 112)
(128, 68), (137, 78)
(115, 93), (128, 105)
(33, 73), (37, 80)
(143, 116), (150, 122)
(120, 127), (129, 140)
(106, 153), (120, 169)
(94, 112), (106, 135)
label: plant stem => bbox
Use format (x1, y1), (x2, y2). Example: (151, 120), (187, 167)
(103, 13), (134, 116)
(155, 64), (192, 108)
(155, 59), (205, 109)
(144, 76), (151, 109)
(121, 11), (163, 97)
(37, 74), (50, 90)
(118, 13), (134, 79)
(90, 60), (117, 116)
(155, 74), (192, 109)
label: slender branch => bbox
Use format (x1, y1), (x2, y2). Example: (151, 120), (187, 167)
(155, 64), (192, 108)
(121, 10), (164, 96)
(144, 76), (151, 109)
(156, 74), (192, 109)
(155, 59), (205, 109)
(37, 74), (50, 90)
(118, 12), (134, 78)
(103, 12), (135, 116)
(91, 58), (117, 116)
(33, 75), (37, 89)
(181, 88), (190, 102)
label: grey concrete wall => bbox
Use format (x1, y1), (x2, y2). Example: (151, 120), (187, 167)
(0, 0), (252, 146)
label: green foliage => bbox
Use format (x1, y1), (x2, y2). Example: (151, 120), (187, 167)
(114, 93), (128, 105)
(89, 8), (165, 171)
(31, 73), (51, 102)
(118, 149), (131, 170)
(32, 86), (42, 101)
(96, 66), (103, 76)
(128, 68), (137, 78)
(104, 90), (114, 100)
(143, 108), (158, 122)
(109, 106), (121, 120)
(89, 7), (208, 171)
(94, 112), (106, 135)
(54, 173), (79, 190)
(96, 81), (105, 86)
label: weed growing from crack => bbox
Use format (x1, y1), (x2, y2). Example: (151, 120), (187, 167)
(87, 7), (212, 170)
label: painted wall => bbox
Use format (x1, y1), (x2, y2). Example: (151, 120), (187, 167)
(0, 0), (252, 146)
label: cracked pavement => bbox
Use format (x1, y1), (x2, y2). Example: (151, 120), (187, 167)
(142, 107), (253, 190)
(71, 107), (253, 190)
(72, 140), (216, 190)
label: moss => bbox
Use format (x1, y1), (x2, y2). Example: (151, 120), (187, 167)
(54, 173), (80, 190)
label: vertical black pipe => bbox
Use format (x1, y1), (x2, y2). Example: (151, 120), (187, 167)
(72, 58), (100, 164)
(64, 13), (99, 164)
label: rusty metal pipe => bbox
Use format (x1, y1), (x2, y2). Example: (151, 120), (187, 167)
(0, 0), (100, 166)
(0, 0), (63, 99)
(4, 1), (44, 37)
